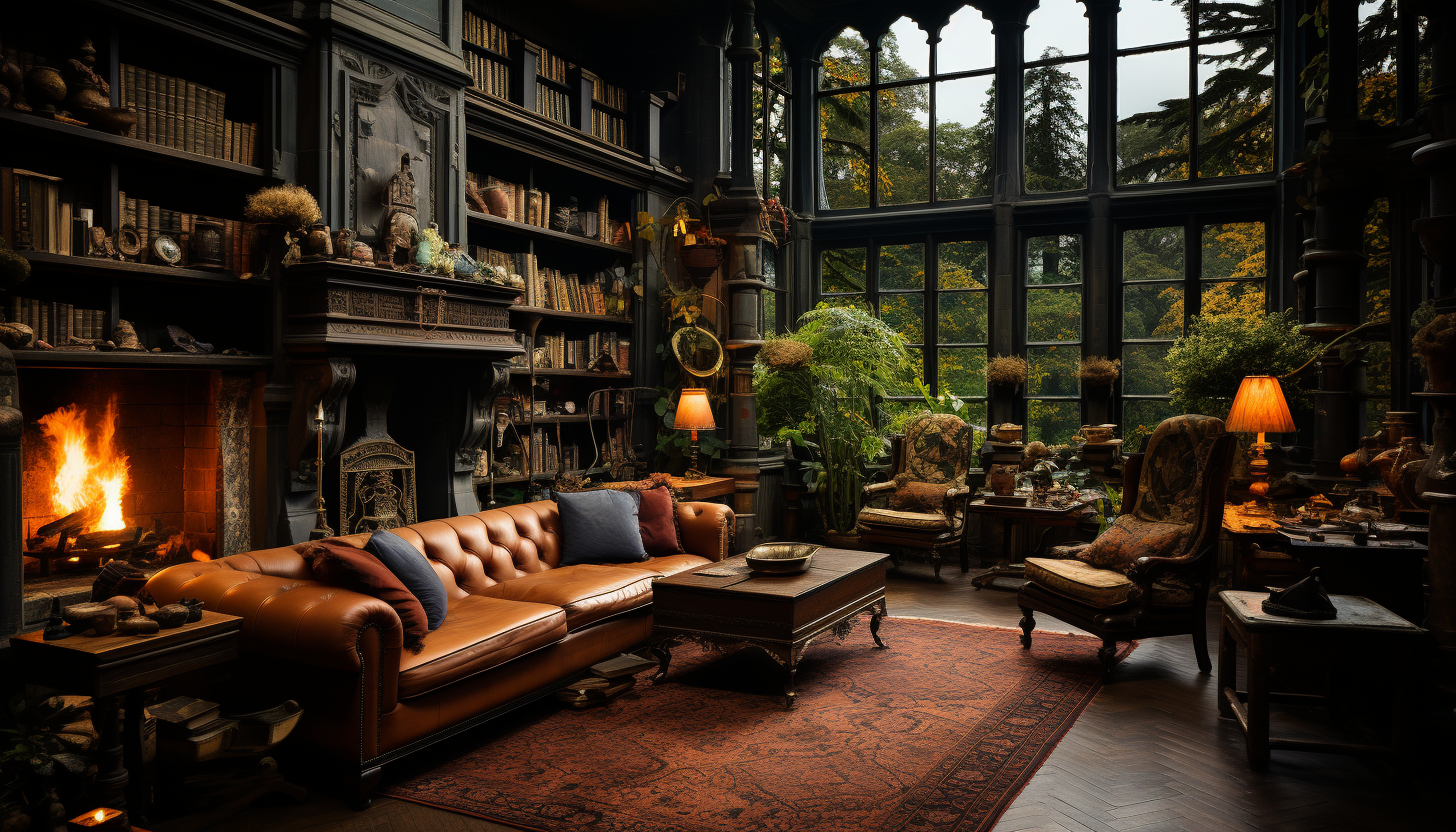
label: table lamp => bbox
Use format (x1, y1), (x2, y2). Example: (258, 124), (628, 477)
(673, 388), (716, 480)
(1225, 375), (1296, 516)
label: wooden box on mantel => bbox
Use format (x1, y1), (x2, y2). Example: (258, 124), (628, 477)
(283, 261), (525, 357)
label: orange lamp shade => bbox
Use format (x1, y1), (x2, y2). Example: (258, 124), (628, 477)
(673, 388), (716, 433)
(1224, 375), (1296, 434)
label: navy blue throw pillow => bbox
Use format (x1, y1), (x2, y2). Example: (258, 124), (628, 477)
(365, 530), (448, 631)
(557, 490), (649, 565)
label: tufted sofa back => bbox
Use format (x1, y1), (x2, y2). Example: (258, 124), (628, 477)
(148, 500), (723, 604)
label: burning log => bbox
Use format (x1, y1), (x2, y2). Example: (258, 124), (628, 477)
(74, 526), (146, 551)
(36, 507), (99, 540)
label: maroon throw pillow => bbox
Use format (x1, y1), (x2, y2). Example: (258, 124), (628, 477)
(636, 485), (684, 557)
(311, 541), (428, 653)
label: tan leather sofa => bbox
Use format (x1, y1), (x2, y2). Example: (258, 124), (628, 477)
(145, 499), (734, 803)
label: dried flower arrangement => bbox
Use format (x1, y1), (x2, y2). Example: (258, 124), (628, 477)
(986, 355), (1029, 386)
(1413, 312), (1456, 391)
(760, 336), (812, 371)
(243, 184), (322, 229)
(1077, 356), (1121, 386)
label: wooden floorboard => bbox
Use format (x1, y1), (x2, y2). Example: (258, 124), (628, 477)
(201, 559), (1450, 832)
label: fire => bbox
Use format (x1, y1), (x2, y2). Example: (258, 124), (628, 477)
(191, 550), (212, 562)
(36, 397), (130, 532)
(93, 809), (106, 822)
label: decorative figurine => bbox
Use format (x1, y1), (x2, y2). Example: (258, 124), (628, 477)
(113, 320), (144, 351)
(167, 325), (214, 354)
(334, 227), (354, 260)
(86, 226), (115, 258)
(23, 62), (67, 118)
(64, 37), (135, 135)
(378, 153), (421, 269)
(300, 222), (333, 261)
(349, 239), (374, 265)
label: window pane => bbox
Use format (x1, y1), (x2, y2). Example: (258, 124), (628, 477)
(939, 5), (995, 75)
(1028, 345), (1080, 397)
(1024, 59), (1088, 192)
(1364, 198), (1392, 403)
(939, 241), (989, 288)
(818, 295), (864, 310)
(1026, 0), (1088, 60)
(1123, 226), (1185, 280)
(1123, 284), (1184, 339)
(1124, 399), (1178, 449)
(1027, 288), (1083, 342)
(939, 348), (988, 397)
(878, 84), (930, 205)
(964, 401), (988, 434)
(881, 17), (929, 82)
(1198, 37), (1274, 176)
(765, 86), (789, 202)
(879, 293), (925, 343)
(1199, 0), (1274, 37)
(1122, 344), (1171, 395)
(1201, 222), (1265, 279)
(752, 81), (766, 196)
(821, 92), (871, 209)
(1201, 281), (1265, 322)
(1118, 0), (1189, 49)
(769, 37), (789, 87)
(880, 243), (925, 290)
(1117, 47), (1190, 184)
(1028, 400), (1081, 445)
(821, 247), (867, 293)
(936, 76), (995, 200)
(1026, 234), (1083, 285)
(820, 28), (868, 90)
(1358, 0), (1398, 126)
(939, 292), (988, 343)
(763, 255), (778, 333)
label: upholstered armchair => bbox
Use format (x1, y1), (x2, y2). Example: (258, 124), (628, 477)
(857, 413), (977, 582)
(1017, 414), (1236, 671)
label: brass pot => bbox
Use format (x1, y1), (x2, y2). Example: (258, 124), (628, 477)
(24, 64), (67, 116)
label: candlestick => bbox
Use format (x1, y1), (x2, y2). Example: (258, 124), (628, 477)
(309, 400), (333, 539)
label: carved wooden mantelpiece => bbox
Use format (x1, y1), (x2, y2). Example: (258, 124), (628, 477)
(283, 262), (525, 355)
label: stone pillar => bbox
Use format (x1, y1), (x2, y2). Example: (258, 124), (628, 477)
(1084, 0), (1118, 427)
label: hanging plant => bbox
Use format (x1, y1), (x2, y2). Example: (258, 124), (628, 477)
(987, 355), (1029, 386)
(1077, 356), (1121, 387)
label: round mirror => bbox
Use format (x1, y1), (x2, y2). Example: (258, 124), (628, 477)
(671, 324), (725, 378)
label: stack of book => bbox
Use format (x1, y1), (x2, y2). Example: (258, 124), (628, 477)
(5, 297), (108, 346)
(590, 78), (627, 147)
(979, 440), (1026, 471)
(535, 48), (571, 125)
(152, 696), (237, 763)
(525, 268), (620, 316)
(1, 168), (79, 255)
(118, 65), (257, 165)
(117, 190), (255, 275)
(1078, 439), (1124, 479)
(463, 10), (511, 101)
(530, 429), (580, 475)
(555, 653), (657, 708)
(533, 330), (629, 371)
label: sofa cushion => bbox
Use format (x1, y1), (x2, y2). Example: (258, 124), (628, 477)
(618, 553), (712, 578)
(311, 541), (429, 653)
(1024, 557), (1194, 610)
(556, 490), (649, 565)
(366, 529), (448, 630)
(397, 595), (567, 699)
(477, 564), (655, 631)
(635, 486), (684, 557)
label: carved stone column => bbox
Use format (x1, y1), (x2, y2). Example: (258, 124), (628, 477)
(280, 357), (356, 544)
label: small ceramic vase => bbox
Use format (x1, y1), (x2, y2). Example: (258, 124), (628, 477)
(24, 64), (67, 116)
(300, 223), (333, 261)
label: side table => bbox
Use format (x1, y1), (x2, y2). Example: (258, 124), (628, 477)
(668, 474), (736, 503)
(967, 498), (1091, 590)
(1216, 590), (1425, 770)
(9, 610), (243, 822)
(1221, 506), (1301, 589)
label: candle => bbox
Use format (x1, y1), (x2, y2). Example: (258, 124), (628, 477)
(316, 400), (325, 421)
(67, 807), (128, 831)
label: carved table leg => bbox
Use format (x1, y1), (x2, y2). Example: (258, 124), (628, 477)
(92, 693), (129, 811)
(650, 637), (676, 684)
(782, 664), (797, 708)
(870, 599), (888, 649)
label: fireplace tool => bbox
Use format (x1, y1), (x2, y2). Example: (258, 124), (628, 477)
(585, 386), (656, 482)
(309, 400), (333, 539)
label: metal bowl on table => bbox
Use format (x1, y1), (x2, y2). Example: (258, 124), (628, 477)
(744, 543), (819, 574)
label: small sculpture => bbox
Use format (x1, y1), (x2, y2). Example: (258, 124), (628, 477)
(167, 325), (214, 354)
(113, 320), (143, 351)
(148, 604), (190, 628)
(87, 226), (115, 258)
(0, 322), (35, 349)
(1369, 436), (1431, 513)
(378, 153), (421, 269)
(591, 351), (618, 373)
(334, 228), (354, 260)
(349, 239), (374, 264)
(1262, 568), (1337, 620)
(300, 223), (333, 261)
(42, 598), (72, 641)
(119, 616), (159, 636)
(181, 597), (205, 623)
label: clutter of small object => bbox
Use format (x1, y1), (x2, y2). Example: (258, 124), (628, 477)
(42, 562), (200, 640)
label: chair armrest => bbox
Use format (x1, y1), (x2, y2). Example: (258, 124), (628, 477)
(677, 501), (736, 561)
(1045, 542), (1090, 560)
(864, 481), (897, 496)
(1128, 552), (1200, 584)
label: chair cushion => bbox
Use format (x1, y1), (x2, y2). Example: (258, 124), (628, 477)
(1024, 557), (1194, 610)
(397, 595), (567, 699)
(888, 479), (950, 512)
(616, 554), (712, 577)
(477, 564), (655, 631)
(857, 507), (951, 530)
(556, 490), (649, 565)
(1077, 515), (1196, 573)
(365, 529), (448, 631)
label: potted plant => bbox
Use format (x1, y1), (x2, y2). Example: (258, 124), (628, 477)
(243, 184), (322, 277)
(986, 354), (1028, 392)
(1077, 355), (1121, 391)
(755, 304), (916, 546)
(1165, 310), (1319, 420)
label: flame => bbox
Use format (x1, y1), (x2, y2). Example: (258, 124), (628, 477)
(191, 550), (212, 562)
(93, 809), (106, 822)
(36, 397), (130, 532)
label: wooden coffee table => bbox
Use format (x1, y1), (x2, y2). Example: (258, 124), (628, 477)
(650, 548), (890, 707)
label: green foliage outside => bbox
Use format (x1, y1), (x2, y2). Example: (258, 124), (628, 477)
(1165, 309), (1319, 422)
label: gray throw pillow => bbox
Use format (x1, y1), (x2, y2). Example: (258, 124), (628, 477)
(365, 530), (448, 631)
(557, 490), (649, 564)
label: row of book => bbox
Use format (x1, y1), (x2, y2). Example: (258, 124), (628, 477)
(1, 168), (85, 255)
(466, 173), (623, 244)
(531, 330), (631, 371)
(590, 77), (627, 111)
(536, 83), (571, 126)
(590, 109), (627, 148)
(463, 10), (512, 57)
(529, 429), (582, 477)
(118, 64), (258, 166)
(5, 297), (108, 347)
(467, 52), (511, 101)
(118, 190), (256, 276)
(538, 48), (570, 84)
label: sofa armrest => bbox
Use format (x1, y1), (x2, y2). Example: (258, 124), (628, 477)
(145, 565), (405, 711)
(677, 501), (735, 562)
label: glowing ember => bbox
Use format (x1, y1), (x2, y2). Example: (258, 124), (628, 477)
(68, 557), (80, 562)
(93, 809), (106, 822)
(191, 550), (212, 562)
(102, 544), (121, 549)
(36, 397), (131, 532)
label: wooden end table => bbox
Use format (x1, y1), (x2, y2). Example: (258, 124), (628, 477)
(1216, 590), (1425, 770)
(966, 498), (1091, 590)
(650, 548), (889, 707)
(9, 610), (243, 822)
(668, 474), (736, 502)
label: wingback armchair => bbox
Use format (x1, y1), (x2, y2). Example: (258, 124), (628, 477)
(857, 413), (977, 582)
(1017, 414), (1236, 671)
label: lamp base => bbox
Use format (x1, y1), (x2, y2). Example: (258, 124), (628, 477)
(1240, 500), (1275, 518)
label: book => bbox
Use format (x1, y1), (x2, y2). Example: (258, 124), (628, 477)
(590, 653), (657, 680)
(150, 696), (221, 735)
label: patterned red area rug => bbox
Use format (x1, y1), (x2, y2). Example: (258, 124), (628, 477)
(382, 618), (1113, 832)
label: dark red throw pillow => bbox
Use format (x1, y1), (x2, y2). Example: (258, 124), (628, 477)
(636, 486), (684, 557)
(311, 541), (428, 653)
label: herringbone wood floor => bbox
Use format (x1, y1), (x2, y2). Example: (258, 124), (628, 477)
(204, 563), (1449, 832)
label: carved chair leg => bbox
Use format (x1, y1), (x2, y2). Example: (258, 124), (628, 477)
(1192, 607), (1213, 674)
(931, 552), (943, 583)
(1018, 606), (1034, 649)
(1097, 640), (1120, 670)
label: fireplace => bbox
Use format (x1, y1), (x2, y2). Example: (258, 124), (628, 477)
(12, 367), (255, 605)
